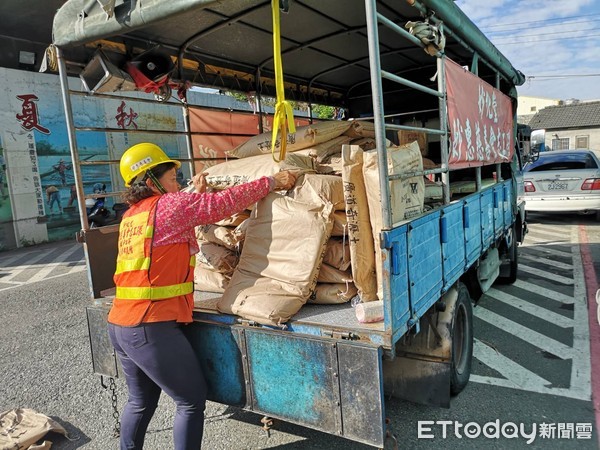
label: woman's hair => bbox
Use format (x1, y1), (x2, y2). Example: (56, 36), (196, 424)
(122, 162), (177, 205)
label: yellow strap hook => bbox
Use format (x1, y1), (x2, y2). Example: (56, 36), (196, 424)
(270, 0), (296, 163)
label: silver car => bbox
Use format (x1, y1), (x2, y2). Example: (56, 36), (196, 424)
(523, 149), (600, 217)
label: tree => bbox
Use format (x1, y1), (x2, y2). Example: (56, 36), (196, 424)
(312, 104), (336, 119)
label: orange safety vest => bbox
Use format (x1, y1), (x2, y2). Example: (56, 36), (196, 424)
(108, 196), (196, 326)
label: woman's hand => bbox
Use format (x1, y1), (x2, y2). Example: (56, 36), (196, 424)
(272, 170), (297, 191)
(191, 172), (208, 193)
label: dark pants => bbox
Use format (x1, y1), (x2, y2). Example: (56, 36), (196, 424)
(108, 321), (207, 450)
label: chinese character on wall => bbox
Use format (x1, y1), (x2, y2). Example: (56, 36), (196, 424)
(116, 101), (138, 130)
(16, 94), (50, 134)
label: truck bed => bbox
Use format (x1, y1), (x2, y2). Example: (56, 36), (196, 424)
(193, 290), (385, 334)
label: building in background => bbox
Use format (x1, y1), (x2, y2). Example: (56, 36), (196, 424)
(516, 96), (561, 126)
(528, 101), (600, 151)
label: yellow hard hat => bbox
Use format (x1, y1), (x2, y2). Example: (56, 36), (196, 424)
(120, 143), (181, 187)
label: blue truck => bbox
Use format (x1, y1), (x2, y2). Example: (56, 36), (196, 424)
(51, 0), (528, 447)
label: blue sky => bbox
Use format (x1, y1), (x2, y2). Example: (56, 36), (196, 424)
(455, 0), (600, 101)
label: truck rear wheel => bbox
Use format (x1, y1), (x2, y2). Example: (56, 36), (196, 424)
(450, 283), (473, 395)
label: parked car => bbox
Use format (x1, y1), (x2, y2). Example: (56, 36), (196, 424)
(523, 149), (600, 218)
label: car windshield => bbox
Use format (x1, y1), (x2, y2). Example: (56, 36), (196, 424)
(524, 152), (598, 172)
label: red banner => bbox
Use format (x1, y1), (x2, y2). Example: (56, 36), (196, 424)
(261, 114), (313, 131)
(446, 59), (514, 168)
(189, 108), (259, 171)
(189, 107), (259, 135)
(188, 108), (315, 171)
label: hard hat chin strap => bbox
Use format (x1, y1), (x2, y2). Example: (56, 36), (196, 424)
(146, 170), (167, 194)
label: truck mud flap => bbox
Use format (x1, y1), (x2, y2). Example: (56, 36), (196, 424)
(186, 323), (386, 447)
(86, 305), (119, 378)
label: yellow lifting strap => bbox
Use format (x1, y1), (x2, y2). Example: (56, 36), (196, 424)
(270, 0), (296, 163)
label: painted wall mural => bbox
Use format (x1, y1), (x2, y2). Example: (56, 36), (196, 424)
(0, 68), (189, 249)
(0, 68), (313, 251)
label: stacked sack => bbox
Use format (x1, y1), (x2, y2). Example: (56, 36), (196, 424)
(191, 120), (424, 326)
(193, 213), (249, 292)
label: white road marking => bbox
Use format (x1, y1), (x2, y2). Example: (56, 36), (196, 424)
(472, 224), (591, 401)
(474, 307), (574, 360)
(66, 261), (86, 274)
(568, 231), (592, 401)
(485, 288), (574, 328)
(0, 244), (86, 292)
(511, 279), (574, 304)
(27, 244), (83, 283)
(519, 263), (574, 285)
(523, 235), (569, 245)
(0, 266), (87, 293)
(520, 253), (573, 271)
(473, 339), (551, 388)
(43, 266), (86, 280)
(527, 224), (574, 237)
(470, 375), (590, 401)
(0, 252), (32, 268)
(0, 250), (55, 283)
(520, 243), (573, 259)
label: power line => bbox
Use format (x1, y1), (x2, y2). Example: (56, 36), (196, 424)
(485, 17), (600, 35)
(491, 27), (597, 42)
(527, 74), (600, 79)
(480, 12), (600, 29)
(494, 32), (600, 45)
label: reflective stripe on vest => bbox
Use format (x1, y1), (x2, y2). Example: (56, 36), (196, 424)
(115, 196), (197, 302)
(115, 256), (151, 275)
(116, 254), (196, 277)
(116, 281), (194, 300)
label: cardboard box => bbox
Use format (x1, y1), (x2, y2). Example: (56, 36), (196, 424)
(398, 130), (428, 156)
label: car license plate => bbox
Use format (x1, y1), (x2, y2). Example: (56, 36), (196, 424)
(547, 181), (568, 190)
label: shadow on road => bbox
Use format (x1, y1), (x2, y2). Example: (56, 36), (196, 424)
(526, 211), (598, 226)
(46, 418), (90, 449)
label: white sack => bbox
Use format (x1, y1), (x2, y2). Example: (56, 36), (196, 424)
(205, 152), (316, 190)
(218, 193), (333, 326)
(341, 145), (378, 302)
(308, 283), (358, 304)
(228, 120), (353, 159)
(289, 173), (345, 211)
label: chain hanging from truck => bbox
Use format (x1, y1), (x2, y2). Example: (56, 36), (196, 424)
(270, 0), (296, 162)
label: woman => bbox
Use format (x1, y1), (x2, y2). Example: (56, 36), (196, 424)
(108, 142), (296, 450)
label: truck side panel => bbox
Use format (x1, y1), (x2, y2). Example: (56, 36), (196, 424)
(381, 224), (410, 338)
(464, 195), (483, 268)
(493, 184), (506, 236)
(185, 323), (249, 407)
(186, 323), (386, 447)
(481, 189), (495, 248)
(245, 331), (340, 429)
(408, 211), (443, 320)
(246, 331), (385, 446)
(441, 201), (466, 290)
(503, 180), (514, 226)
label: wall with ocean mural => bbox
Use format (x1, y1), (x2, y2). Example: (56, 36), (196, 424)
(0, 67), (191, 249)
(0, 67), (314, 251)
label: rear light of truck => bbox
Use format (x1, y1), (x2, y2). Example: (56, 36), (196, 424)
(581, 178), (600, 190)
(524, 181), (536, 192)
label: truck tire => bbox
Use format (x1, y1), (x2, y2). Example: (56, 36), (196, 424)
(497, 224), (518, 284)
(450, 283), (473, 395)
